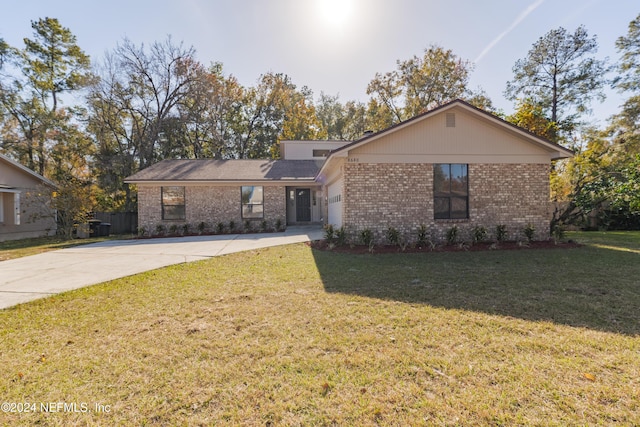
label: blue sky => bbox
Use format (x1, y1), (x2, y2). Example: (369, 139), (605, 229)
(1, 0), (638, 125)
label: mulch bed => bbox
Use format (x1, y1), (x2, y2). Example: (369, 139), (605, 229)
(309, 239), (581, 254)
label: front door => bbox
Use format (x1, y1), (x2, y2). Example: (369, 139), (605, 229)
(296, 189), (311, 222)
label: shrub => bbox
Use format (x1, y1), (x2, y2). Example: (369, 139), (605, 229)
(155, 224), (166, 236)
(472, 225), (487, 244)
(523, 223), (535, 242)
(324, 224), (335, 242)
(169, 224), (179, 235)
(182, 223), (190, 235)
(495, 224), (507, 242)
(197, 222), (207, 234)
(552, 223), (565, 242)
(275, 218), (283, 232)
(229, 220), (236, 232)
(216, 222), (225, 234)
(335, 226), (347, 246)
(386, 227), (400, 246)
(244, 220), (253, 233)
(260, 220), (268, 232)
(360, 229), (374, 247)
(138, 226), (148, 237)
(446, 226), (458, 245)
(416, 224), (428, 248)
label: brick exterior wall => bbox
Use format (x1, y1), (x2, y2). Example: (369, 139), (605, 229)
(342, 162), (551, 243)
(137, 185), (287, 233)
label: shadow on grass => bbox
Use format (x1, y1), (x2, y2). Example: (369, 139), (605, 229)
(311, 245), (640, 336)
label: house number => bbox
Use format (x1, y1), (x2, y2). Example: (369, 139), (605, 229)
(347, 157), (359, 163)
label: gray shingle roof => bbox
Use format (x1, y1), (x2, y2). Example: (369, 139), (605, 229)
(125, 159), (323, 183)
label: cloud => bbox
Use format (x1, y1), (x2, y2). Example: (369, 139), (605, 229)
(474, 0), (545, 64)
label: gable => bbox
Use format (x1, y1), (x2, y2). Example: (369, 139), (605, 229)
(0, 154), (56, 189)
(349, 105), (560, 164)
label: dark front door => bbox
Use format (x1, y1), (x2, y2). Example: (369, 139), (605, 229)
(296, 189), (311, 222)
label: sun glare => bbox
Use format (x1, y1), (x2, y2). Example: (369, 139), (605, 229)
(316, 0), (354, 28)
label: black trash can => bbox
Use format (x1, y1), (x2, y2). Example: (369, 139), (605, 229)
(99, 223), (111, 237)
(88, 219), (102, 236)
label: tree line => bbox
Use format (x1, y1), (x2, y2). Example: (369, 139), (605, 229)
(1, 14), (639, 235)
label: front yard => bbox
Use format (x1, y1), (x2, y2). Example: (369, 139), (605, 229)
(0, 232), (638, 425)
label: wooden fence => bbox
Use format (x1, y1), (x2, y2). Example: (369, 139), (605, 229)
(94, 212), (137, 235)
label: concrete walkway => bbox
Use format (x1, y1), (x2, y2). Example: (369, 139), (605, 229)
(0, 226), (323, 310)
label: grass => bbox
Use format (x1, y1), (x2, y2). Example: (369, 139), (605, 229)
(0, 235), (133, 261)
(0, 232), (639, 425)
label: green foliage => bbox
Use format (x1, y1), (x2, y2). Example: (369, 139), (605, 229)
(359, 229), (374, 247)
(523, 224), (536, 242)
(495, 224), (508, 242)
(552, 223), (566, 242)
(416, 224), (429, 248)
(386, 227), (400, 246)
(244, 220), (253, 233)
(261, 220), (268, 232)
(335, 226), (347, 246)
(324, 224), (335, 243)
(472, 226), (488, 244)
(505, 26), (608, 140)
(197, 222), (207, 234)
(155, 224), (166, 236)
(446, 226), (459, 245)
(228, 220), (236, 232)
(275, 218), (284, 232)
(216, 222), (225, 234)
(367, 44), (474, 125)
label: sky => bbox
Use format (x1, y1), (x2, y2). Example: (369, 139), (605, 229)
(1, 0), (638, 126)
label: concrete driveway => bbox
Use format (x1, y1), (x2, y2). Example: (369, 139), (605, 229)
(0, 226), (323, 310)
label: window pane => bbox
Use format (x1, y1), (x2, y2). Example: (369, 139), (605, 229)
(242, 186), (264, 219)
(162, 186), (185, 204)
(242, 186), (263, 205)
(434, 197), (450, 219)
(242, 204), (264, 219)
(434, 164), (450, 195)
(163, 205), (185, 220)
(450, 164), (468, 196)
(450, 197), (468, 219)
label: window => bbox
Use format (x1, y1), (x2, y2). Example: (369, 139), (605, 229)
(312, 149), (331, 158)
(241, 186), (264, 219)
(162, 186), (185, 220)
(434, 164), (468, 219)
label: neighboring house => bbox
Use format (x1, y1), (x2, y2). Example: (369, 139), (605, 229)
(125, 100), (573, 241)
(0, 153), (57, 242)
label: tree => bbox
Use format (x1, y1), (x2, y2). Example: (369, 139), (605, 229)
(367, 45), (475, 124)
(506, 98), (558, 141)
(0, 18), (93, 176)
(614, 13), (640, 93)
(505, 26), (608, 142)
(88, 36), (200, 209)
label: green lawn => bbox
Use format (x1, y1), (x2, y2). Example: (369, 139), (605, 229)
(1, 232), (639, 425)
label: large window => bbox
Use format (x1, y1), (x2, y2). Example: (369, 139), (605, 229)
(162, 186), (185, 220)
(241, 186), (264, 219)
(434, 164), (468, 219)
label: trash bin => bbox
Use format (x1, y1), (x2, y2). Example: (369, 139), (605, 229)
(88, 219), (102, 236)
(99, 223), (111, 237)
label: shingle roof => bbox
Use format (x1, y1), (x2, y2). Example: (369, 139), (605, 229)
(125, 159), (323, 183)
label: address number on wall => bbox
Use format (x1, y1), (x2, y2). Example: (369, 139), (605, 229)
(347, 157), (359, 163)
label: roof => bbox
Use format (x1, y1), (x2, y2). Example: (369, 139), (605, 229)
(329, 99), (574, 160)
(0, 153), (57, 188)
(125, 159), (324, 184)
